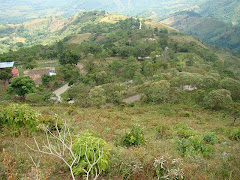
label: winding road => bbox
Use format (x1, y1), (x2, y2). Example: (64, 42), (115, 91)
(53, 84), (70, 102)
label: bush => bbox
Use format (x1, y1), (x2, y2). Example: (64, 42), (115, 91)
(219, 78), (240, 100)
(0, 103), (40, 133)
(102, 83), (125, 104)
(203, 132), (218, 144)
(229, 127), (240, 141)
(153, 155), (184, 179)
(25, 93), (44, 103)
(177, 136), (213, 157)
(176, 125), (196, 138)
(143, 80), (170, 103)
(204, 89), (232, 110)
(72, 134), (110, 176)
(36, 114), (63, 132)
(88, 86), (106, 108)
(122, 125), (145, 147)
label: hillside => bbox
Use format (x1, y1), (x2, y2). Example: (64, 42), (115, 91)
(0, 10), (240, 180)
(199, 0), (240, 26)
(0, 11), (106, 54)
(0, 0), (207, 24)
(161, 11), (240, 53)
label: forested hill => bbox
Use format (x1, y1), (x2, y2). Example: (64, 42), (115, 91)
(161, 11), (240, 54)
(1, 11), (240, 179)
(1, 11), (240, 81)
(199, 0), (240, 26)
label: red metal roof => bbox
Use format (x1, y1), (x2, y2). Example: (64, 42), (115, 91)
(11, 69), (19, 74)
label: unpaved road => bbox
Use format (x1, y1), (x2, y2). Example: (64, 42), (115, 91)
(53, 84), (70, 102)
(122, 94), (142, 103)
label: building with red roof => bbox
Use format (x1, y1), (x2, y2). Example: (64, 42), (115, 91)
(11, 69), (19, 78)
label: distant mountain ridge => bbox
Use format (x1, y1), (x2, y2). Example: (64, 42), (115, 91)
(199, 0), (240, 26)
(161, 11), (240, 53)
(0, 0), (206, 24)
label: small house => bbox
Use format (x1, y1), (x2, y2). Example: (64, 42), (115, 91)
(11, 69), (19, 77)
(24, 68), (56, 85)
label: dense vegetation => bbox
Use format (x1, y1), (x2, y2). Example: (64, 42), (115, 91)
(161, 11), (240, 54)
(0, 11), (240, 179)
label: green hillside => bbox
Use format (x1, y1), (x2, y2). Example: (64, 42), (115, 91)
(200, 0), (240, 26)
(0, 11), (240, 180)
(162, 11), (240, 53)
(0, 11), (106, 54)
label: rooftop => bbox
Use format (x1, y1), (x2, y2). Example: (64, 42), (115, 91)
(11, 69), (19, 74)
(0, 62), (14, 69)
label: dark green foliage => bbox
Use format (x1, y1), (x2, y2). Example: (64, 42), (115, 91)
(7, 76), (36, 97)
(72, 134), (110, 175)
(122, 125), (145, 147)
(59, 50), (80, 65)
(41, 74), (54, 86)
(203, 132), (218, 144)
(0, 67), (12, 81)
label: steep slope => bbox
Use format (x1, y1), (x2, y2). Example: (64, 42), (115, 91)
(199, 0), (240, 26)
(0, 11), (106, 53)
(162, 11), (240, 53)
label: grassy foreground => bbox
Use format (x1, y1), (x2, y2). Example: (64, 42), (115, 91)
(0, 102), (239, 179)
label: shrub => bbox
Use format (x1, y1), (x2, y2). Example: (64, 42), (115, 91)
(41, 74), (54, 86)
(219, 78), (240, 100)
(203, 132), (218, 144)
(0, 103), (40, 133)
(153, 155), (184, 179)
(25, 93), (44, 103)
(36, 114), (63, 132)
(177, 136), (213, 157)
(122, 125), (145, 147)
(62, 83), (91, 107)
(143, 80), (170, 103)
(88, 86), (106, 108)
(176, 125), (196, 138)
(229, 127), (240, 141)
(204, 89), (232, 110)
(71, 134), (110, 176)
(102, 83), (125, 104)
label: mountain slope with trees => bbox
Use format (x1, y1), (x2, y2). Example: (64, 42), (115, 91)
(0, 10), (240, 180)
(161, 11), (240, 53)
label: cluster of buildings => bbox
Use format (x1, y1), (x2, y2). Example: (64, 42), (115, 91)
(0, 61), (56, 84)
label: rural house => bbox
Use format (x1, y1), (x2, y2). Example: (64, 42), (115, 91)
(24, 68), (56, 85)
